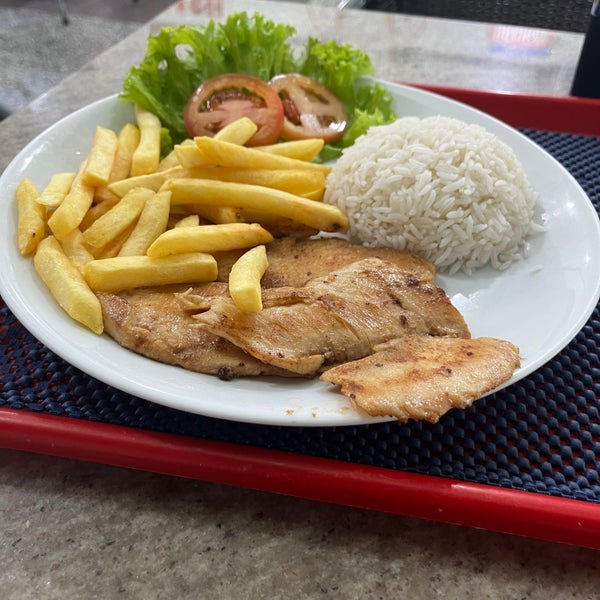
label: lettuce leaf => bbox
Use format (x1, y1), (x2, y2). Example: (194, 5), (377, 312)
(120, 12), (397, 156)
(298, 38), (374, 109)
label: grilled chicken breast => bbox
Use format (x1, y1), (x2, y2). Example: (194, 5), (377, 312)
(97, 236), (519, 423)
(320, 335), (521, 422)
(213, 236), (437, 287)
(195, 257), (469, 376)
(97, 283), (295, 380)
(98, 238), (435, 379)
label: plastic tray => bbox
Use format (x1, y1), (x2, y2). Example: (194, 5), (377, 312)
(2, 85), (600, 549)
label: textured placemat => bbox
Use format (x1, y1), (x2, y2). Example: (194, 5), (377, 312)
(2, 128), (600, 503)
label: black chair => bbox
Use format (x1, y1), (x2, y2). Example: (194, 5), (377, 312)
(56, 0), (69, 25)
(363, 0), (594, 33)
(571, 0), (600, 96)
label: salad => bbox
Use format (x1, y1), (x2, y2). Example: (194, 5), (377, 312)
(120, 11), (397, 161)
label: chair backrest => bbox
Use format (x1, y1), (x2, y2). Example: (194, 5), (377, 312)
(363, 0), (593, 33)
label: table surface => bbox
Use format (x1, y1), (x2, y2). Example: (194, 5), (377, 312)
(1, 1), (599, 598)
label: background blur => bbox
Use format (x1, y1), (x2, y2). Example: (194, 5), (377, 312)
(0, 0), (173, 118)
(0, 0), (594, 120)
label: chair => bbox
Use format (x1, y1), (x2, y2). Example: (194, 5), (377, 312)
(362, 0), (594, 33)
(57, 0), (69, 25)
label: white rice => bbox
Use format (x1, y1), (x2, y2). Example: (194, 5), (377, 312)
(324, 116), (542, 275)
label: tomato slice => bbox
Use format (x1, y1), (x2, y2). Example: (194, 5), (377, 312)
(269, 74), (347, 144)
(184, 74), (284, 146)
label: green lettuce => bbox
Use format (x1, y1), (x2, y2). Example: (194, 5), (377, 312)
(120, 12), (397, 158)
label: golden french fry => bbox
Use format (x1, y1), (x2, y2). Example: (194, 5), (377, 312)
(94, 123), (141, 204)
(214, 117), (258, 144)
(174, 144), (206, 169)
(157, 139), (194, 172)
(156, 149), (180, 172)
(117, 123), (142, 166)
(169, 204), (190, 215)
(166, 178), (348, 233)
(182, 166), (325, 198)
(84, 252), (218, 292)
(107, 166), (183, 198)
(48, 159), (95, 240)
(228, 245), (268, 312)
(179, 137), (330, 174)
(37, 172), (76, 207)
(34, 236), (103, 334)
(186, 204), (242, 225)
(257, 138), (324, 161)
(174, 214), (201, 228)
(130, 105), (162, 176)
(166, 205), (190, 228)
(80, 198), (117, 232)
(82, 187), (150, 249)
(93, 223), (137, 259)
(147, 222), (274, 258)
(83, 126), (119, 187)
(118, 190), (171, 257)
(302, 188), (325, 201)
(16, 178), (46, 256)
(59, 228), (95, 272)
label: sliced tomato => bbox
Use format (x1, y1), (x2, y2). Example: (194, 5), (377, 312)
(269, 74), (347, 144)
(184, 74), (284, 146)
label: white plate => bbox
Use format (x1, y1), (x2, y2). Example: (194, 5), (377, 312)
(2, 83), (599, 426)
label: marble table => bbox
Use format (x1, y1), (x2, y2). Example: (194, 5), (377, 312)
(2, 2), (599, 598)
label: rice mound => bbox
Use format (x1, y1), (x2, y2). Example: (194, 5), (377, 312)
(324, 115), (541, 275)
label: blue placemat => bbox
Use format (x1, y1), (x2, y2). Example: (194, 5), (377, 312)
(2, 128), (600, 503)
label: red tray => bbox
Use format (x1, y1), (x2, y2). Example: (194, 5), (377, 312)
(2, 85), (600, 550)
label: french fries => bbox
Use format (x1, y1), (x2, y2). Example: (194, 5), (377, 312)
(83, 126), (118, 187)
(181, 166), (326, 198)
(214, 116), (258, 144)
(228, 245), (268, 312)
(16, 178), (46, 256)
(166, 178), (348, 232)
(156, 139), (194, 172)
(187, 204), (242, 225)
(178, 137), (331, 174)
(59, 228), (95, 272)
(257, 138), (324, 161)
(107, 166), (183, 198)
(174, 214), (201, 228)
(130, 105), (161, 176)
(82, 187), (150, 250)
(94, 123), (141, 204)
(34, 236), (104, 334)
(118, 190), (171, 256)
(84, 252), (217, 293)
(93, 223), (137, 259)
(78, 198), (115, 231)
(147, 222), (274, 258)
(15, 115), (350, 335)
(47, 159), (95, 240)
(37, 172), (76, 207)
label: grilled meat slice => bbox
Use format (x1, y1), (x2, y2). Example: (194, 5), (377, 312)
(213, 236), (436, 286)
(195, 258), (469, 376)
(320, 335), (520, 423)
(97, 283), (296, 379)
(97, 239), (437, 380)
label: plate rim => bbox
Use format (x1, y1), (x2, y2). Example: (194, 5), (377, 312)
(1, 82), (599, 427)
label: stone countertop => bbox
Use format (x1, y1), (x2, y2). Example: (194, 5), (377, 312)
(1, 1), (599, 598)
(0, 0), (586, 172)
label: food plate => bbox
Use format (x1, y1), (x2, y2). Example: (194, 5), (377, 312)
(1, 82), (599, 426)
